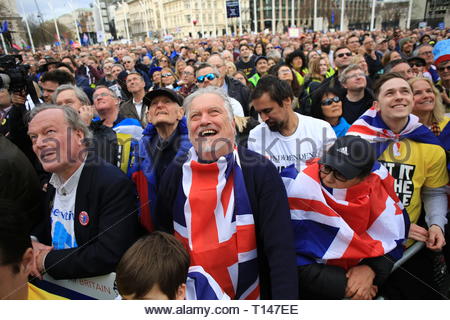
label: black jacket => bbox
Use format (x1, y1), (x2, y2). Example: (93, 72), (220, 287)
(155, 147), (298, 299)
(33, 153), (141, 279)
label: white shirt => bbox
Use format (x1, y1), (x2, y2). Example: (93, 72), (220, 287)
(218, 84), (244, 117)
(48, 160), (86, 250)
(229, 96), (245, 117)
(248, 113), (336, 172)
(133, 98), (143, 120)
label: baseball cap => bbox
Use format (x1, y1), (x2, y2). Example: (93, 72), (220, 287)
(143, 88), (184, 107)
(319, 136), (375, 180)
(407, 56), (426, 67)
(255, 56), (268, 64)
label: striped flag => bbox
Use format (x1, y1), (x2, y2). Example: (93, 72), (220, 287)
(174, 147), (260, 300)
(186, 266), (230, 300)
(346, 107), (441, 157)
(287, 160), (409, 270)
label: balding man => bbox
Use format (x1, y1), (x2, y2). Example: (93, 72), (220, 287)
(207, 54), (251, 115)
(27, 105), (140, 279)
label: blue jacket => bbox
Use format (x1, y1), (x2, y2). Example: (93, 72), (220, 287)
(130, 118), (191, 232)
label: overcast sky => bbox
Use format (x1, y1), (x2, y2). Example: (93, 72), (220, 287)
(16, 0), (93, 20)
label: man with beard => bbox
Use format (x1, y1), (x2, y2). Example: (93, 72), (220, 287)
(319, 36), (334, 66)
(248, 76), (336, 173)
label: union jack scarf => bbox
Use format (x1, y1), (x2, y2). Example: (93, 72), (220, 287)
(186, 266), (230, 300)
(288, 160), (409, 270)
(346, 107), (441, 157)
(173, 147), (260, 300)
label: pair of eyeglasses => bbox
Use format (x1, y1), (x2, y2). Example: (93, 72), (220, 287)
(347, 72), (365, 79)
(337, 52), (352, 58)
(160, 59), (168, 63)
(182, 71), (194, 76)
(319, 164), (348, 182)
(197, 73), (217, 83)
(123, 61), (132, 64)
(161, 73), (173, 78)
(321, 96), (340, 106)
(93, 92), (113, 100)
(438, 65), (450, 72)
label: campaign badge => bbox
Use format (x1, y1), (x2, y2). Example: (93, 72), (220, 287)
(79, 211), (90, 226)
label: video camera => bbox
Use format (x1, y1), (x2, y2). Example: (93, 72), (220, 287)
(0, 54), (39, 103)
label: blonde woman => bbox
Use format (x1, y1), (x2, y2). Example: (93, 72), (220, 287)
(175, 59), (187, 79)
(225, 61), (237, 77)
(409, 77), (449, 136)
(351, 54), (369, 76)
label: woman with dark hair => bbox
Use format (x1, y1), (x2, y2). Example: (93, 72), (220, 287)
(268, 64), (302, 111)
(285, 49), (307, 85)
(232, 71), (250, 87)
(158, 55), (172, 70)
(269, 64), (302, 97)
(311, 87), (350, 137)
(254, 41), (266, 57)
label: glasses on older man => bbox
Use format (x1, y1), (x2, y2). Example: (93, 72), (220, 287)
(93, 92), (114, 100)
(197, 73), (217, 83)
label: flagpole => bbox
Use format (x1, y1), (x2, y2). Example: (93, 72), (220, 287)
(253, 0), (257, 32)
(406, 0), (412, 29)
(67, 0), (82, 46)
(272, 0), (275, 35)
(48, 2), (62, 51)
(0, 33), (8, 54)
(19, 1), (35, 53)
(238, 0), (243, 36)
(340, 0), (346, 32)
(370, 0), (376, 31)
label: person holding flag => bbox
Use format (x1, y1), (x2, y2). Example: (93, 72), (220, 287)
(287, 136), (409, 299)
(347, 72), (449, 299)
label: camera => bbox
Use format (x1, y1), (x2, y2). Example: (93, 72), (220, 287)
(0, 54), (30, 93)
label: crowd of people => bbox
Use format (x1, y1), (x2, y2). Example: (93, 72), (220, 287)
(1, 26), (450, 300)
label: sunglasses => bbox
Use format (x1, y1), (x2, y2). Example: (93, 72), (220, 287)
(409, 62), (425, 67)
(161, 73), (173, 78)
(321, 96), (340, 106)
(197, 73), (217, 83)
(438, 65), (450, 72)
(337, 52), (352, 58)
(319, 164), (348, 182)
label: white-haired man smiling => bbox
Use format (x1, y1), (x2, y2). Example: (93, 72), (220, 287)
(155, 87), (298, 300)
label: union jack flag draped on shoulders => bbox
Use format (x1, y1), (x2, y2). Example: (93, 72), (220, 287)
(174, 147), (259, 299)
(287, 160), (409, 270)
(346, 107), (441, 157)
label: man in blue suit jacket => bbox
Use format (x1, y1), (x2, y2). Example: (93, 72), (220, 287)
(27, 104), (140, 280)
